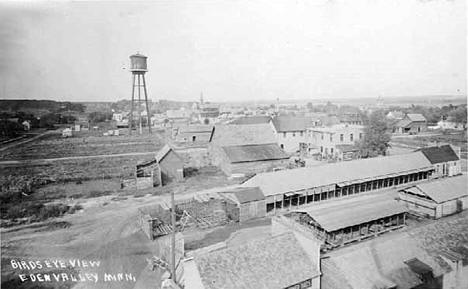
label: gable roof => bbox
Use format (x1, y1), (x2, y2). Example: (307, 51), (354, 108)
(177, 125), (213, 133)
(230, 116), (271, 125)
(209, 124), (277, 146)
(222, 187), (265, 203)
(418, 145), (459, 164)
(402, 175), (467, 203)
(195, 232), (320, 289)
(406, 113), (427, 122)
(242, 152), (433, 196)
(222, 143), (289, 163)
(155, 144), (182, 163)
(271, 116), (317, 132)
(297, 193), (406, 232)
(395, 118), (413, 128)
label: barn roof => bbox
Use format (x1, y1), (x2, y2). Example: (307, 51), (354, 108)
(230, 116), (271, 125)
(402, 175), (468, 203)
(222, 143), (289, 163)
(222, 187), (265, 203)
(195, 232), (320, 289)
(271, 116), (317, 132)
(418, 145), (459, 164)
(209, 124), (277, 146)
(155, 144), (181, 163)
(242, 152), (433, 196)
(296, 193), (406, 232)
(406, 113), (427, 122)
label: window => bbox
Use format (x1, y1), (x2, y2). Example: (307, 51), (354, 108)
(320, 146), (323, 153)
(330, 135), (333, 142)
(192, 136), (196, 142)
(340, 134), (344, 142)
(331, 148), (334, 154)
(283, 132), (287, 138)
(280, 144), (284, 149)
(359, 133), (363, 140)
(350, 133), (354, 142)
(321, 133), (324, 140)
(300, 131), (303, 137)
(292, 132), (296, 137)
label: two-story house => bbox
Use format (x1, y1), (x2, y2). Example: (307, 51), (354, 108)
(271, 116), (320, 153)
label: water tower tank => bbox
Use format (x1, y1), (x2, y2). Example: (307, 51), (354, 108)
(129, 53), (148, 72)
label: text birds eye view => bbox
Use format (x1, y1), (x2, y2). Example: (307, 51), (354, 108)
(0, 0), (467, 289)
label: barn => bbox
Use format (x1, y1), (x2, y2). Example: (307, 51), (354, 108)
(208, 124), (289, 176)
(220, 187), (266, 222)
(393, 113), (427, 134)
(398, 174), (468, 219)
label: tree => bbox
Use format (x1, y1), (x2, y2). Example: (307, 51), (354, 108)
(448, 105), (467, 124)
(358, 110), (391, 158)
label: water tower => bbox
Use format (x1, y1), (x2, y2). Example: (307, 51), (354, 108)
(129, 53), (152, 134)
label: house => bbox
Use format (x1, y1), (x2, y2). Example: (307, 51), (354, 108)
(338, 113), (363, 125)
(208, 124), (288, 175)
(271, 116), (320, 152)
(184, 232), (321, 289)
(437, 117), (466, 130)
(155, 145), (184, 185)
(62, 128), (72, 137)
(220, 187), (266, 222)
(393, 113), (427, 134)
(307, 124), (365, 160)
(321, 233), (451, 289)
(198, 104), (220, 124)
(242, 152), (434, 214)
(386, 110), (405, 120)
(419, 145), (462, 177)
(398, 175), (468, 219)
(173, 125), (213, 144)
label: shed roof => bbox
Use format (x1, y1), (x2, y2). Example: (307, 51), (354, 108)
(336, 144), (359, 153)
(230, 116), (271, 125)
(195, 232), (320, 289)
(406, 113), (427, 122)
(418, 145), (459, 164)
(296, 194), (406, 232)
(177, 125), (213, 133)
(403, 175), (467, 203)
(242, 152), (433, 196)
(222, 143), (289, 163)
(222, 187), (265, 203)
(271, 116), (317, 132)
(209, 124), (277, 146)
(155, 144), (182, 163)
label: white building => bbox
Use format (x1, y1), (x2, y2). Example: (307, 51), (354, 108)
(270, 116), (320, 153)
(307, 124), (365, 160)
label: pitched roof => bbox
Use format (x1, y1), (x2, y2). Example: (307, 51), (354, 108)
(336, 144), (359, 153)
(155, 144), (181, 163)
(195, 232), (320, 289)
(395, 118), (413, 128)
(271, 116), (317, 132)
(403, 175), (468, 203)
(230, 116), (271, 125)
(296, 192), (406, 232)
(322, 234), (450, 289)
(222, 187), (265, 203)
(209, 124), (277, 146)
(418, 145), (459, 164)
(406, 113), (426, 122)
(177, 125), (213, 133)
(242, 152), (433, 196)
(222, 143), (289, 163)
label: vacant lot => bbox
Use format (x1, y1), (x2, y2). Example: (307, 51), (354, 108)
(0, 131), (165, 160)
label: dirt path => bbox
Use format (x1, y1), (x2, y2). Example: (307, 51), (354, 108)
(0, 130), (55, 153)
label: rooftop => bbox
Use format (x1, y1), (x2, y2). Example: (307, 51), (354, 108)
(242, 152), (433, 196)
(230, 116), (271, 125)
(418, 145), (459, 164)
(195, 232), (320, 289)
(209, 124), (277, 146)
(222, 143), (289, 163)
(177, 125), (213, 133)
(295, 191), (406, 232)
(221, 187), (265, 203)
(406, 113), (427, 122)
(401, 174), (467, 203)
(271, 116), (318, 132)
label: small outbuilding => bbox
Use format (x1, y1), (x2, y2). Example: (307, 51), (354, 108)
(393, 113), (427, 134)
(419, 145), (462, 177)
(398, 175), (468, 219)
(156, 145), (184, 185)
(173, 125), (213, 144)
(220, 187), (266, 222)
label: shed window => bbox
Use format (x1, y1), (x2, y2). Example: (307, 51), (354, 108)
(350, 133), (354, 142)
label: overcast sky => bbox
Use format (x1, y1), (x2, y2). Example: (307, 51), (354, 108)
(0, 0), (466, 103)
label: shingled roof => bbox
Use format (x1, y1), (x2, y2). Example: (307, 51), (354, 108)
(195, 232), (320, 289)
(401, 175), (467, 203)
(271, 116), (317, 132)
(418, 145), (459, 164)
(222, 143), (289, 163)
(221, 187), (265, 203)
(406, 113), (427, 122)
(230, 116), (271, 125)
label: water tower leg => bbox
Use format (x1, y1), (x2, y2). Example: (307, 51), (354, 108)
(142, 74), (152, 134)
(129, 74), (136, 135)
(138, 74), (143, 135)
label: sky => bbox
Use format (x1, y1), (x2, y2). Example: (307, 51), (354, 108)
(0, 0), (466, 103)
